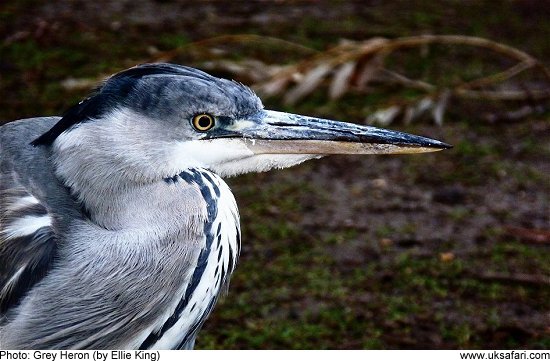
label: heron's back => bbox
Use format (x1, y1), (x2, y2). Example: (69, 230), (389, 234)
(0, 117), (79, 319)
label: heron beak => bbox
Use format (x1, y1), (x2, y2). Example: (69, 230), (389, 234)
(223, 110), (451, 155)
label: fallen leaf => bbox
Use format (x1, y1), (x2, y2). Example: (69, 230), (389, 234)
(329, 61), (356, 100)
(284, 62), (333, 105)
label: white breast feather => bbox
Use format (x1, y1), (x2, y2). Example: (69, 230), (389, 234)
(149, 172), (239, 349)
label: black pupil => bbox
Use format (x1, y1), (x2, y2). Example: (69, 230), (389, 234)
(198, 115), (211, 129)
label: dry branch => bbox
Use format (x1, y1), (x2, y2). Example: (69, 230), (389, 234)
(60, 34), (550, 125)
(249, 35), (549, 124)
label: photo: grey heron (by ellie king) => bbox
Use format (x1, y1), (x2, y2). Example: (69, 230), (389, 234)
(0, 63), (451, 349)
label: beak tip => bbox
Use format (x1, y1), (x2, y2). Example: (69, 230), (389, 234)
(437, 141), (453, 150)
(404, 134), (452, 152)
(406, 137), (452, 153)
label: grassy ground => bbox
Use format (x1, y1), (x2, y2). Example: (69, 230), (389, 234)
(1, 0), (548, 349)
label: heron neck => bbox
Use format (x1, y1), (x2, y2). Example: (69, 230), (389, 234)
(51, 144), (212, 232)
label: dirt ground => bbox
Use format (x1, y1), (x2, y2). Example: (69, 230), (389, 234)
(1, 0), (549, 349)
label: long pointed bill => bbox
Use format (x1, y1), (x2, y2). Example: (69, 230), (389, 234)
(217, 110), (451, 155)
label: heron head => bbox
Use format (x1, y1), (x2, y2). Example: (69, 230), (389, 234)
(34, 63), (450, 183)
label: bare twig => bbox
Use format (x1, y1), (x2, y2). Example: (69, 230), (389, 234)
(377, 69), (435, 92)
(454, 88), (550, 101)
(503, 226), (550, 245)
(459, 60), (537, 90)
(151, 34), (319, 63)
(60, 34), (550, 125)
(379, 35), (537, 63)
(252, 34), (550, 108)
(473, 272), (550, 287)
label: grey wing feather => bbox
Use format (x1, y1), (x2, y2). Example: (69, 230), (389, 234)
(0, 117), (67, 316)
(0, 185), (57, 314)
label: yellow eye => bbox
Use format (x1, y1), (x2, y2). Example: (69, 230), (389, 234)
(192, 114), (215, 131)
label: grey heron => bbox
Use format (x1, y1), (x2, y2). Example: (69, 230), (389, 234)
(0, 63), (450, 349)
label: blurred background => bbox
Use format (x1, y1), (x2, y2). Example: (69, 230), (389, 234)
(1, 0), (548, 349)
